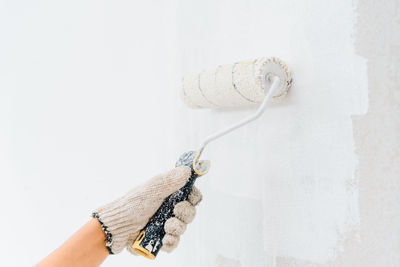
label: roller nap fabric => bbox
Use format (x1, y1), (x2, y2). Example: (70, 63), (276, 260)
(181, 57), (292, 108)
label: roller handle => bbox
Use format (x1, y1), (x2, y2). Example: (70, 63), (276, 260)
(132, 151), (200, 259)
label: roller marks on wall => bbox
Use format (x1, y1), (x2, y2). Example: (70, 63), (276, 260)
(174, 0), (368, 266)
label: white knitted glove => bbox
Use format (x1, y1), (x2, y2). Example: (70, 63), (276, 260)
(92, 166), (203, 255)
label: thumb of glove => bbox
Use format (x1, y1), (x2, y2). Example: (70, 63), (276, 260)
(140, 165), (191, 200)
(130, 166), (192, 217)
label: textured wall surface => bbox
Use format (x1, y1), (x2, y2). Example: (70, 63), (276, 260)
(0, 0), (398, 266)
(172, 0), (367, 266)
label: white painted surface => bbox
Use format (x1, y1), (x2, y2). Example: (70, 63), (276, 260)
(173, 0), (366, 266)
(3, 0), (396, 266)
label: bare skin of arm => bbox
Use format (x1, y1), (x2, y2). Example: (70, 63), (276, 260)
(35, 219), (109, 267)
(34, 166), (205, 266)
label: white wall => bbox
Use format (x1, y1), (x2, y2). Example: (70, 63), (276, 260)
(1, 1), (398, 267)
(172, 1), (366, 266)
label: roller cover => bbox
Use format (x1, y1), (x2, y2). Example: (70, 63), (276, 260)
(181, 57), (292, 108)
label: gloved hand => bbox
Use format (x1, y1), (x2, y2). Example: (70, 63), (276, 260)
(92, 166), (203, 255)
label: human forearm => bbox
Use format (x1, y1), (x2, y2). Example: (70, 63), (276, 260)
(36, 162), (208, 266)
(36, 219), (108, 267)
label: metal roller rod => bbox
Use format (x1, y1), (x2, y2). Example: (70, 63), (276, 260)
(196, 75), (281, 160)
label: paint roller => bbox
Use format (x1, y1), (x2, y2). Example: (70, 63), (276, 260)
(132, 57), (292, 259)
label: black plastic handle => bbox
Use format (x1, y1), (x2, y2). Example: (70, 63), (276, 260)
(132, 151), (200, 259)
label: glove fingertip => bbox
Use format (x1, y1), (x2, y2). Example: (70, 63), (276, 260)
(188, 186), (202, 206)
(161, 244), (175, 253)
(162, 234), (180, 252)
(165, 217), (187, 235)
(174, 201), (196, 224)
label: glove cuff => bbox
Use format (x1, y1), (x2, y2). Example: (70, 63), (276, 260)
(92, 211), (114, 254)
(92, 199), (137, 254)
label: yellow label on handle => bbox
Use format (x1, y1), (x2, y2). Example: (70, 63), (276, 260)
(132, 230), (156, 260)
